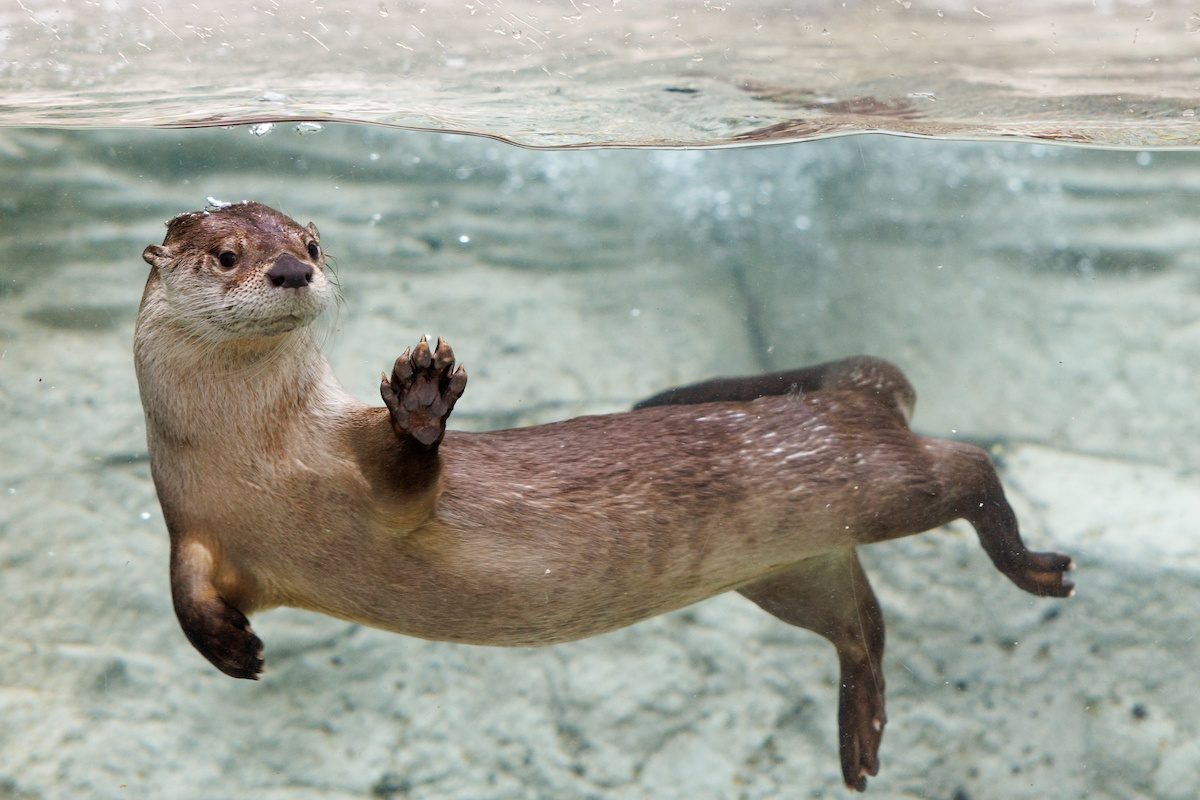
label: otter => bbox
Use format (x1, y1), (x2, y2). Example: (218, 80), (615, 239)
(135, 201), (1073, 791)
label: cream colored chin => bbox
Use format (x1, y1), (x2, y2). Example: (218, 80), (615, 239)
(197, 307), (322, 339)
(241, 286), (330, 336)
(252, 311), (321, 336)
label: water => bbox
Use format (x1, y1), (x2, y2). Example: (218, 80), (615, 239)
(4, 1), (1199, 146)
(4, 2), (1200, 793)
(2, 122), (1199, 799)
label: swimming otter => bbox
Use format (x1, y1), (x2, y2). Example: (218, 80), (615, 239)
(134, 201), (1072, 791)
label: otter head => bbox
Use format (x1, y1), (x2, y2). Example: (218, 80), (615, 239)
(142, 201), (334, 340)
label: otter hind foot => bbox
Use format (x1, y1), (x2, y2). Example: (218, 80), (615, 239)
(380, 335), (467, 448)
(915, 439), (1075, 600)
(1000, 548), (1075, 599)
(738, 549), (886, 791)
(838, 655), (886, 791)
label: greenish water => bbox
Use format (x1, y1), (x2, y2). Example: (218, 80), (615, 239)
(1, 125), (1199, 799)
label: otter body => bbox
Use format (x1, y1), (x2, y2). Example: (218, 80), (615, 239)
(135, 202), (1072, 790)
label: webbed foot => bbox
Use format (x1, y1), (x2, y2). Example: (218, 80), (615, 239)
(838, 656), (886, 791)
(999, 549), (1075, 598)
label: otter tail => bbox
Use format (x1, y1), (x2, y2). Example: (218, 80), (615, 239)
(633, 356), (916, 426)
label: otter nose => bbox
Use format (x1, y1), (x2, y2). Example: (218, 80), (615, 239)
(266, 254), (314, 289)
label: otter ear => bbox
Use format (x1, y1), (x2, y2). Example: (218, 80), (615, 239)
(306, 222), (320, 241)
(143, 244), (172, 269)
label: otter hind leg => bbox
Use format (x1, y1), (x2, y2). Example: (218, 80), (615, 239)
(634, 356), (915, 425)
(171, 540), (264, 680)
(919, 439), (1075, 599)
(739, 548), (886, 792)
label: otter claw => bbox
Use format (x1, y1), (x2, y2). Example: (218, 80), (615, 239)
(393, 348), (414, 382)
(412, 337), (432, 369)
(433, 337), (455, 370)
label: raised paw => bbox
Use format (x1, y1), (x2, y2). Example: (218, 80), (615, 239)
(380, 335), (467, 448)
(1005, 550), (1075, 599)
(179, 597), (264, 680)
(838, 657), (886, 792)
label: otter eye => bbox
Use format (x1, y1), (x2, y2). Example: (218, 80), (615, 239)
(307, 241), (320, 260)
(217, 251), (237, 269)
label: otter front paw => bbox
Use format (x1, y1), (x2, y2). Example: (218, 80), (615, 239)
(178, 598), (264, 680)
(380, 336), (467, 448)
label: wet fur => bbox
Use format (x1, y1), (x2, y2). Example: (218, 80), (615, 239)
(134, 202), (1072, 791)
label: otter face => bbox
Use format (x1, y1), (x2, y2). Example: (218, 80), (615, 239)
(142, 201), (334, 339)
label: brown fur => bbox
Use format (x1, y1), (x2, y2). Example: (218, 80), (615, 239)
(135, 202), (1073, 791)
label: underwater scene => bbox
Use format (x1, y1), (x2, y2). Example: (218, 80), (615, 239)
(2, 124), (1199, 799)
(3, 2), (1200, 799)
